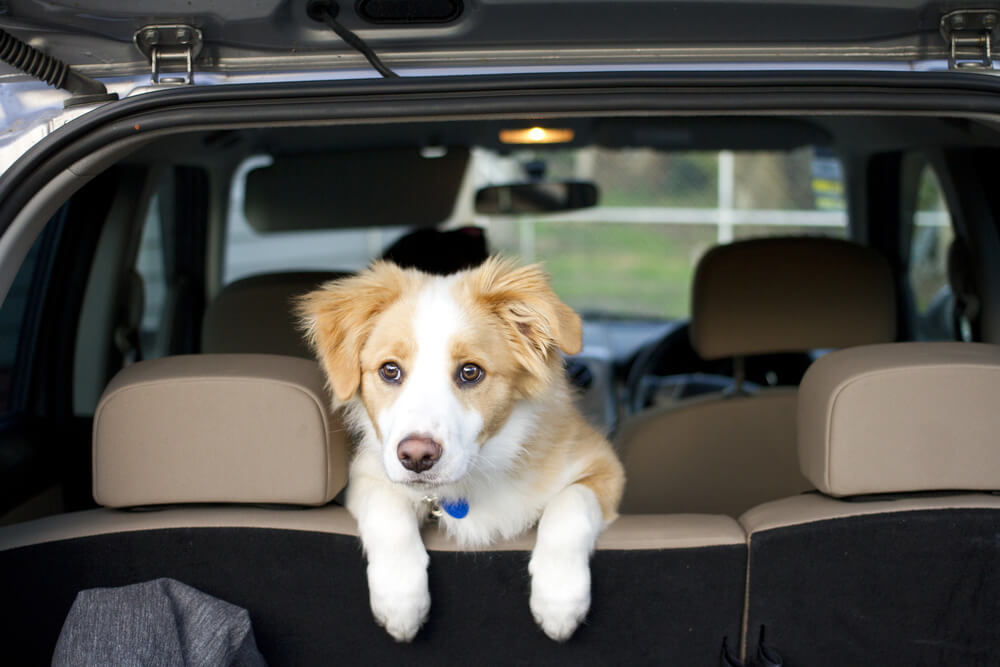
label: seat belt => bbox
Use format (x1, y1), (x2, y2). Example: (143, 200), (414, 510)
(947, 239), (981, 341)
(112, 269), (144, 366)
(718, 627), (784, 667)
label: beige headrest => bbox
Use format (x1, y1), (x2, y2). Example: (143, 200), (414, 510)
(202, 272), (348, 358)
(799, 342), (1000, 497)
(690, 237), (896, 359)
(93, 354), (349, 508)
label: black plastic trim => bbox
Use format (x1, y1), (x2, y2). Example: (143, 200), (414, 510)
(3, 70), (1000, 237)
(356, 0), (463, 24)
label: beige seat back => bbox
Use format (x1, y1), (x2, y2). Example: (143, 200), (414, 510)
(93, 353), (350, 507)
(202, 271), (348, 358)
(617, 237), (896, 516)
(618, 388), (801, 516)
(740, 342), (1000, 663)
(0, 354), (754, 665)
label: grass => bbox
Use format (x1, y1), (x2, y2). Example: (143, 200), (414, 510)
(489, 219), (854, 319)
(491, 220), (718, 318)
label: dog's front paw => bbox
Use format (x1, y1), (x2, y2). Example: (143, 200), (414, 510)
(367, 561), (431, 642)
(528, 551), (591, 641)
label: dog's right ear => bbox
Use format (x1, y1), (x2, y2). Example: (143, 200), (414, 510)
(296, 262), (408, 401)
(468, 256), (582, 396)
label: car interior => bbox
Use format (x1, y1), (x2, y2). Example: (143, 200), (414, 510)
(0, 90), (998, 665)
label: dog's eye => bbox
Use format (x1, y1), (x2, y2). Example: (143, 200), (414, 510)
(457, 363), (485, 386)
(379, 362), (403, 384)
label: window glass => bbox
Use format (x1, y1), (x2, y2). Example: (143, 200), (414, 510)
(908, 164), (955, 340)
(0, 210), (62, 416)
(223, 147), (847, 320)
(479, 146), (846, 318)
(0, 245), (40, 415)
(135, 192), (167, 358)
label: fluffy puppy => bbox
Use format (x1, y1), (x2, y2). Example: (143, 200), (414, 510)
(298, 257), (624, 642)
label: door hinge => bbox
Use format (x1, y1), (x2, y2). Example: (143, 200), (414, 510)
(133, 25), (203, 85)
(940, 10), (997, 70)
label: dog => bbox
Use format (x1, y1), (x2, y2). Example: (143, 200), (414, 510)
(297, 256), (625, 642)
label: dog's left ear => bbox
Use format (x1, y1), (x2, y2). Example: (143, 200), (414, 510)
(470, 257), (582, 389)
(296, 262), (408, 401)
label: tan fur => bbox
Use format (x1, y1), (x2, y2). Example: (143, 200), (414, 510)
(441, 320), (521, 444)
(463, 260), (623, 520)
(514, 379), (625, 521)
(299, 256), (623, 522)
(354, 293), (420, 439)
(296, 261), (421, 401)
(461, 257), (583, 397)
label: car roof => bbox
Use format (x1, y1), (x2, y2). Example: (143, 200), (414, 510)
(0, 0), (992, 80)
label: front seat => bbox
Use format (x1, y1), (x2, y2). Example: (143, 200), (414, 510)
(615, 237), (897, 516)
(201, 271), (348, 357)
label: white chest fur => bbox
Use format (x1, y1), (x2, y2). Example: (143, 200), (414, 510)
(345, 394), (580, 548)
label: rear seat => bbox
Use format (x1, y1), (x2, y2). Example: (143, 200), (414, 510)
(740, 342), (1000, 665)
(0, 354), (748, 665)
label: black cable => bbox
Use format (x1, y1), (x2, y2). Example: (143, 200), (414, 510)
(0, 28), (117, 106)
(307, 1), (399, 79)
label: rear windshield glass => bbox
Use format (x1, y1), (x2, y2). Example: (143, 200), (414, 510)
(223, 146), (845, 319)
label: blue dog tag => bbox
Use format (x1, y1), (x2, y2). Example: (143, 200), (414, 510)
(441, 498), (469, 519)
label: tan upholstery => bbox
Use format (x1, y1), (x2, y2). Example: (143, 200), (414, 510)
(93, 354), (349, 508)
(618, 389), (811, 515)
(740, 491), (1000, 535)
(438, 513), (747, 552)
(798, 342), (1000, 496)
(0, 506), (359, 552)
(617, 237), (897, 516)
(690, 237), (896, 360)
(202, 271), (347, 358)
(0, 505), (744, 554)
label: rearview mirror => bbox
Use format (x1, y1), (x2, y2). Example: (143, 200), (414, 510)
(474, 181), (599, 215)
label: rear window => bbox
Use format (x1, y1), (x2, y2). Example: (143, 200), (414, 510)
(223, 146), (846, 319)
(478, 146), (845, 318)
(907, 162), (956, 340)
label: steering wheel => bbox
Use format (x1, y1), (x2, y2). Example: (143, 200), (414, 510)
(624, 322), (812, 414)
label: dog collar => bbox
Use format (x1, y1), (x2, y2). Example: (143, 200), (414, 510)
(422, 495), (469, 519)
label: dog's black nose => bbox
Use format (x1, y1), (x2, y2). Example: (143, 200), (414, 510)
(397, 436), (442, 473)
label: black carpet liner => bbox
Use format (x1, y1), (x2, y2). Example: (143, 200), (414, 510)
(746, 508), (1000, 667)
(0, 527), (746, 666)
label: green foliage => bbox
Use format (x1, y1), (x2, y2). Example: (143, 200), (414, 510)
(594, 151), (719, 208)
(495, 221), (716, 318)
(484, 147), (849, 319)
(917, 167), (946, 211)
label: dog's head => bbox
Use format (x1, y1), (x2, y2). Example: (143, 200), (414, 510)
(297, 257), (581, 486)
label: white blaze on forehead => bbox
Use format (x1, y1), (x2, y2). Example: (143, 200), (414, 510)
(376, 275), (484, 484)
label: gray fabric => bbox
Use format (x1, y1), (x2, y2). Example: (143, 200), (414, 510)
(52, 578), (267, 667)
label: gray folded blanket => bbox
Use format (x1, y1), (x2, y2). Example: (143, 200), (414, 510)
(52, 578), (267, 667)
